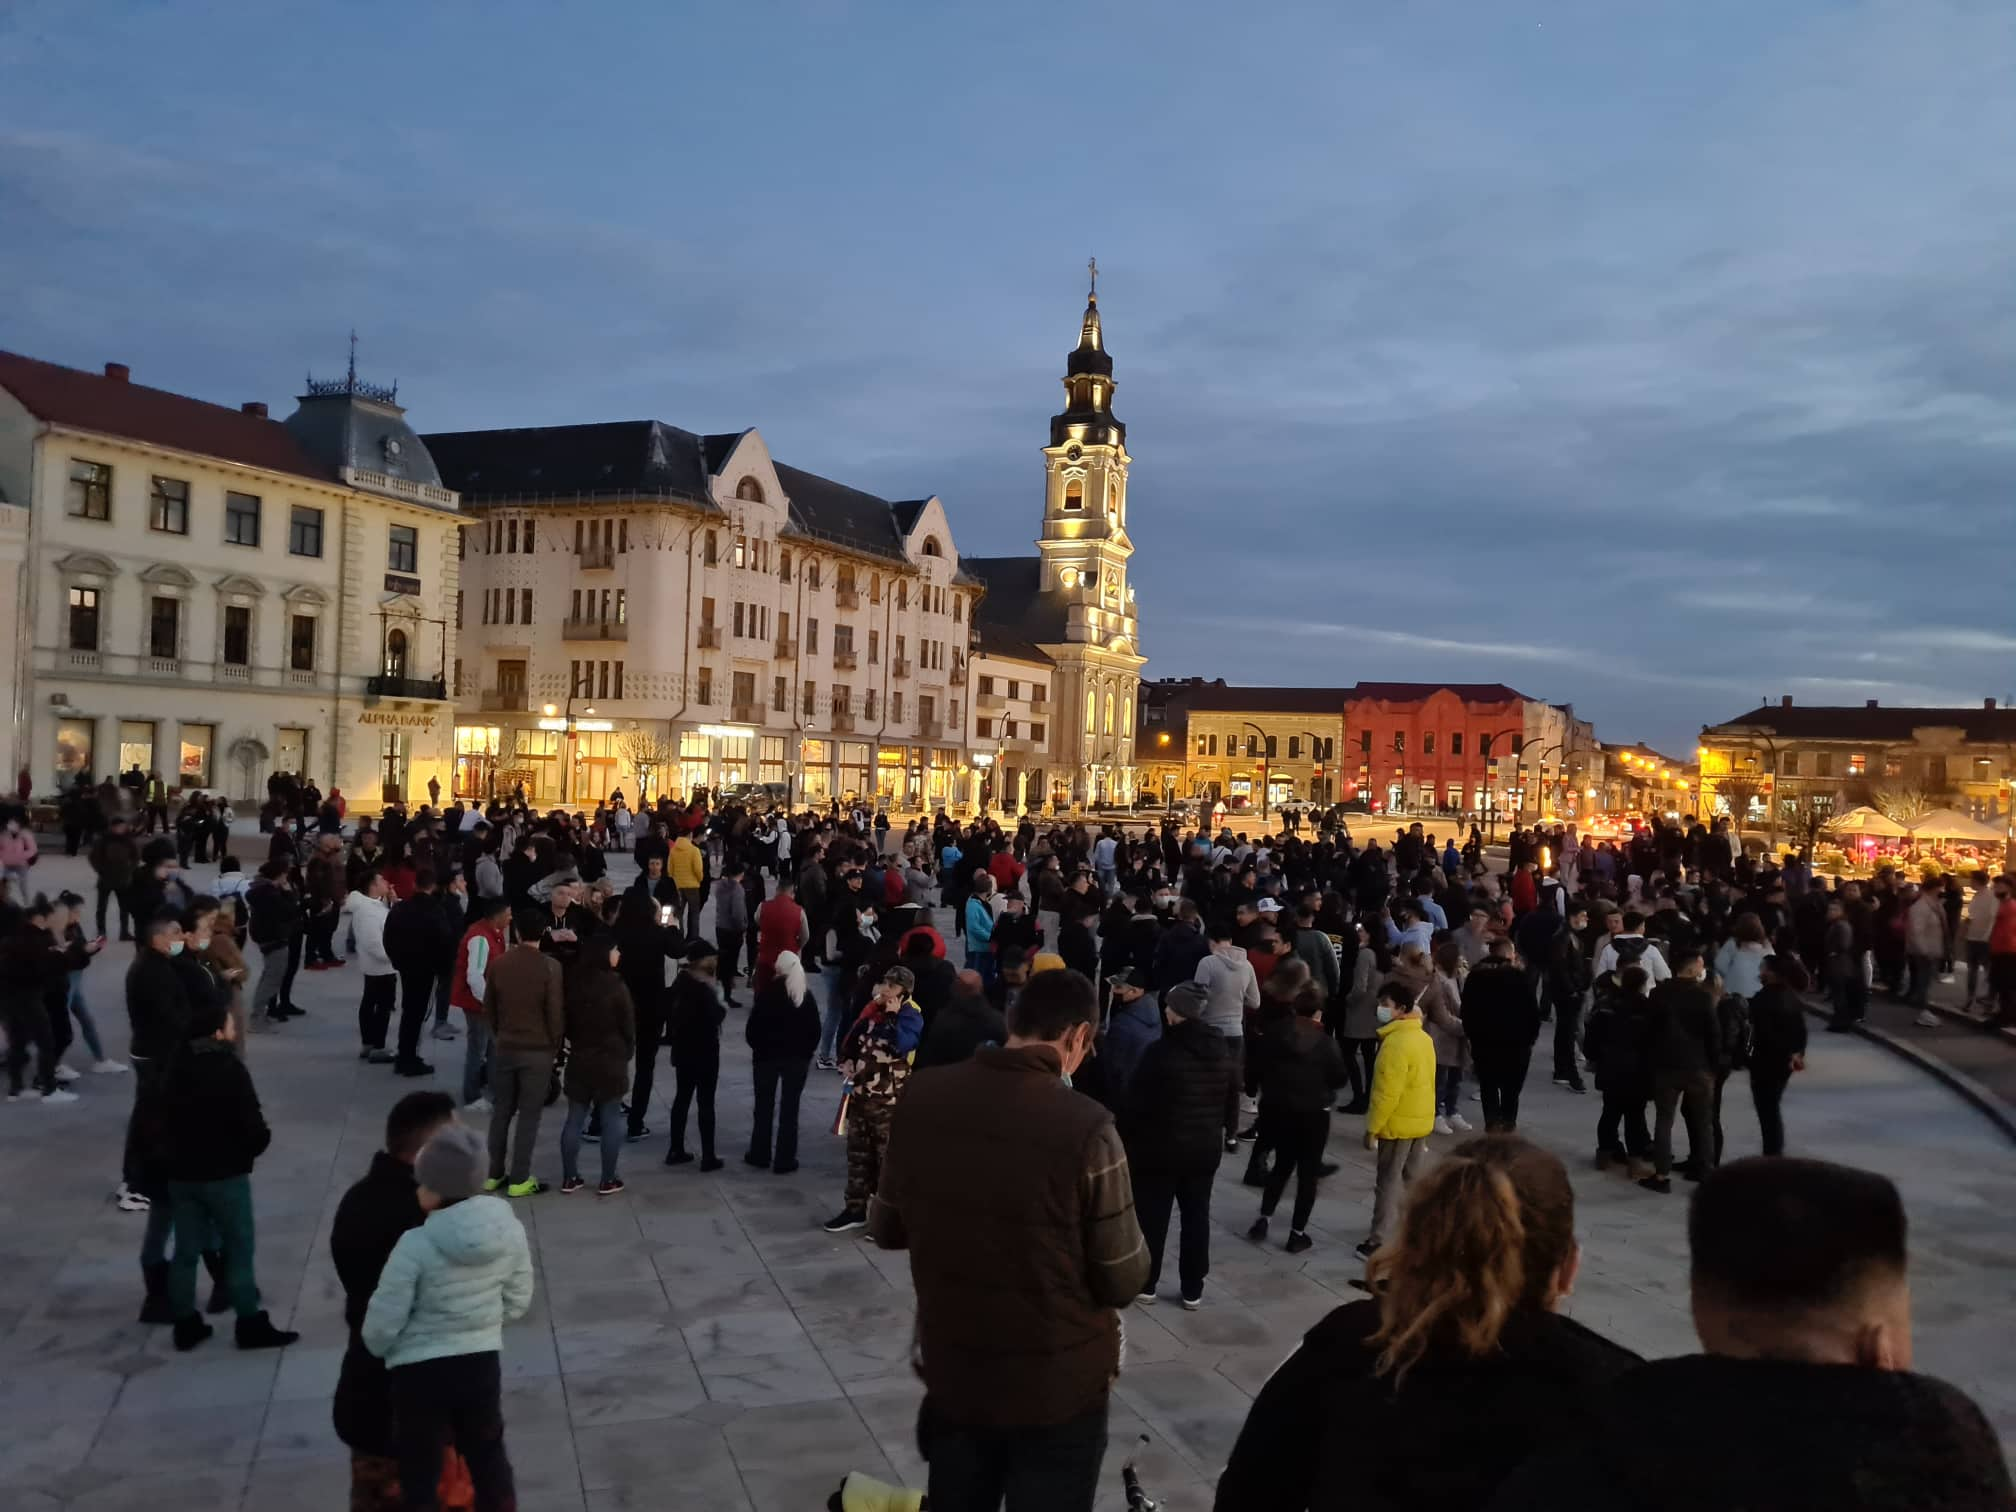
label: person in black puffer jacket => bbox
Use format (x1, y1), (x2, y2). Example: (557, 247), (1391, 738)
(1121, 979), (1239, 1306)
(743, 949), (820, 1172)
(1745, 955), (1809, 1158)
(1584, 964), (1654, 1174)
(612, 889), (681, 1143)
(1461, 939), (1543, 1133)
(1, 902), (72, 1100)
(914, 970), (1006, 1070)
(665, 939), (727, 1171)
(1217, 1136), (1639, 1512)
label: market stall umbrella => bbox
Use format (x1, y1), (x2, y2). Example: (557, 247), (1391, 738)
(1906, 808), (2007, 845)
(1828, 806), (1910, 838)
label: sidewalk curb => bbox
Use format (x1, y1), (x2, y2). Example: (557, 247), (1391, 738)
(1802, 1003), (2016, 1145)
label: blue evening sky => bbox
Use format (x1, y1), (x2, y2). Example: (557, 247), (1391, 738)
(4, 1), (2012, 751)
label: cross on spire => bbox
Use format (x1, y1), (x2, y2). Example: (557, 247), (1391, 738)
(347, 328), (359, 385)
(1087, 256), (1099, 300)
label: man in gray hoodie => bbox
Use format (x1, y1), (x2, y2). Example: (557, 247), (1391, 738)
(711, 857), (751, 1006)
(1193, 919), (1260, 1150)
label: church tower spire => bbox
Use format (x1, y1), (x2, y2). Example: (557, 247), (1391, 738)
(1051, 257), (1124, 448)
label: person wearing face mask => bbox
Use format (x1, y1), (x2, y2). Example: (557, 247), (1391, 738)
(1358, 980), (1438, 1259)
(869, 968), (1148, 1510)
(186, 899), (251, 1056)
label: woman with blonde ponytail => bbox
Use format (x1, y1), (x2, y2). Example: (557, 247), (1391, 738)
(1215, 1136), (1639, 1511)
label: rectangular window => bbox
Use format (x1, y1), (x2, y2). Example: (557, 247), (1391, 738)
(979, 675), (995, 695)
(1393, 732), (1406, 753)
(780, 549), (792, 582)
(1422, 732), (1436, 756)
(773, 675), (787, 712)
(178, 724), (214, 788)
(803, 680), (817, 716)
(617, 518), (627, 552)
(149, 596), (180, 659)
(615, 589), (627, 624)
(149, 476), (190, 534)
(290, 614), (316, 671)
(834, 624), (854, 654)
(868, 630), (880, 664)
(118, 720), (155, 776)
(222, 605), (251, 666)
(388, 524), (418, 573)
(507, 518), (519, 554)
(504, 590), (516, 625)
(808, 559), (821, 589)
(519, 588), (532, 624)
(701, 596), (716, 627)
(574, 519), (584, 553)
(732, 670), (756, 710)
(705, 531), (719, 566)
(524, 519), (536, 554)
(1031, 723), (1046, 743)
(598, 661), (610, 699)
(1847, 752), (1866, 777)
(696, 668), (713, 705)
(68, 586), (100, 650)
(67, 460), (112, 520)
(1450, 732), (1463, 756)
(455, 591), (464, 630)
(977, 717), (993, 738)
(289, 505), (324, 557)
(1781, 752), (1801, 776)
(1209, 734), (1219, 756)
(569, 659), (581, 697)
(892, 691), (904, 721)
(806, 618), (820, 653)
(1196, 735), (1208, 756)
(1265, 735), (1278, 758)
(1288, 736), (1301, 759)
(613, 661), (625, 699)
(734, 602), (746, 638)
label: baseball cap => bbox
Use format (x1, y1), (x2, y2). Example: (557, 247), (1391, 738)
(1255, 898), (1283, 914)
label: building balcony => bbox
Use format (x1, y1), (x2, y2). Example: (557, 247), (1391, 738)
(950, 664), (967, 686)
(579, 543), (616, 570)
(562, 618), (629, 641)
(832, 709), (856, 733)
(481, 689), (528, 711)
(367, 675), (449, 701)
(697, 625), (721, 649)
(892, 658), (912, 679)
(286, 668), (318, 688)
(833, 649), (858, 671)
(774, 638), (796, 659)
(918, 719), (944, 741)
(340, 466), (458, 510)
(731, 703), (762, 726)
(977, 691), (1006, 711)
(145, 654), (181, 678)
(834, 586), (861, 610)
(218, 663), (252, 684)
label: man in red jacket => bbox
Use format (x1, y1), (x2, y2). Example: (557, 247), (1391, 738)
(753, 876), (809, 993)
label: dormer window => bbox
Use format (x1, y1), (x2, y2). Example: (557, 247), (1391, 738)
(736, 476), (764, 503)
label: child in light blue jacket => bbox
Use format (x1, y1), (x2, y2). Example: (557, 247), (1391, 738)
(362, 1122), (533, 1509)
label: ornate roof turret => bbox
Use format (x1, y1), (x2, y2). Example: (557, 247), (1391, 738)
(1050, 259), (1125, 448)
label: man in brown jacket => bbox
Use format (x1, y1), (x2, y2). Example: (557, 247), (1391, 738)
(871, 968), (1148, 1511)
(482, 908), (564, 1196)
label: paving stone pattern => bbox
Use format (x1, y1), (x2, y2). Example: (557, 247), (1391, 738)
(1, 843), (2011, 1508)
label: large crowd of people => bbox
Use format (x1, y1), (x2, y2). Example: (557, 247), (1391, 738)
(1, 786), (2011, 1511)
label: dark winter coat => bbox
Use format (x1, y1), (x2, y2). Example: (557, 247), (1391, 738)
(331, 1150), (426, 1455)
(160, 1039), (271, 1180)
(903, 952), (960, 1026)
(1460, 958), (1542, 1050)
(125, 949), (197, 1061)
(666, 970), (726, 1066)
(245, 877), (302, 949)
(0, 923), (68, 1012)
(1151, 922), (1211, 995)
(1120, 1018), (1238, 1175)
(562, 965), (635, 1104)
(1488, 1354), (2013, 1512)
(1645, 977), (1724, 1079)
(914, 989), (1006, 1069)
(745, 976), (820, 1062)
(1583, 985), (1654, 1094)
(1255, 1016), (1349, 1115)
(1217, 1299), (1640, 1512)
(1747, 982), (1808, 1072)
(383, 891), (457, 975)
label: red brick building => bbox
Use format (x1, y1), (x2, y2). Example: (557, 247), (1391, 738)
(1344, 683), (1530, 816)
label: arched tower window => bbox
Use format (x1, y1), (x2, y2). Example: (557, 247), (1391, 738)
(1108, 480), (1119, 516)
(736, 476), (764, 502)
(1063, 479), (1084, 511)
(921, 536), (943, 557)
(1085, 689), (1097, 734)
(1104, 692), (1115, 735)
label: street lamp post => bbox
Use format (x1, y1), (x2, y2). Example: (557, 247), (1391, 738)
(1301, 730), (1329, 807)
(541, 692), (597, 809)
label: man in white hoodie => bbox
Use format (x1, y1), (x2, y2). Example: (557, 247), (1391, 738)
(345, 869), (397, 1065)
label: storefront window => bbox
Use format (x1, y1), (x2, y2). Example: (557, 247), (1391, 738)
(118, 720), (155, 779)
(759, 736), (786, 786)
(679, 731), (711, 798)
(839, 742), (871, 804)
(179, 724), (215, 789)
(454, 726), (498, 799)
(801, 738), (831, 803)
(55, 719), (93, 789)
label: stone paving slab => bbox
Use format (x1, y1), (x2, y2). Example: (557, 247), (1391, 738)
(1, 844), (2012, 1508)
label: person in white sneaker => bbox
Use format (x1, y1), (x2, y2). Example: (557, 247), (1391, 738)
(1358, 982), (1436, 1259)
(53, 891), (125, 1073)
(2, 898), (78, 1103)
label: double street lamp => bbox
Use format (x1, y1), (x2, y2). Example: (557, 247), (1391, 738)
(539, 692), (600, 807)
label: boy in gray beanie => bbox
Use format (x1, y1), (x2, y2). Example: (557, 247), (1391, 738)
(364, 1121), (534, 1508)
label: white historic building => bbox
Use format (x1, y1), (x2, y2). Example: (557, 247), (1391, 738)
(437, 279), (1149, 814)
(0, 349), (462, 810)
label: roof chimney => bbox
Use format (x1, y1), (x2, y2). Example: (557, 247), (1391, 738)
(1780, 695), (1792, 708)
(1866, 699), (1878, 708)
(1987, 698), (1998, 711)
(103, 362), (129, 382)
(241, 401), (268, 418)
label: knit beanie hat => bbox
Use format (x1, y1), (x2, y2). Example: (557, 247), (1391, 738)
(414, 1123), (487, 1202)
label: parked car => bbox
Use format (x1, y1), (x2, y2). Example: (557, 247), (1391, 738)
(719, 782), (789, 813)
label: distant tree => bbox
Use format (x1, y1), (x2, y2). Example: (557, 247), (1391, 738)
(1714, 776), (1765, 824)
(1785, 794), (1834, 861)
(617, 729), (672, 802)
(1870, 784), (1939, 823)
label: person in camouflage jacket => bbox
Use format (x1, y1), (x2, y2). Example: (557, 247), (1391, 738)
(825, 964), (924, 1231)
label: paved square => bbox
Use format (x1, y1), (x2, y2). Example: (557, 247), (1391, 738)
(2, 844), (2012, 1509)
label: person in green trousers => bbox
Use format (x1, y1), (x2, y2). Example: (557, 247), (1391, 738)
(159, 994), (299, 1351)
